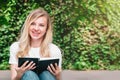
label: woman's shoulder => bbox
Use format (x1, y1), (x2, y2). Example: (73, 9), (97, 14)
(10, 42), (19, 47)
(49, 43), (60, 49)
(49, 43), (61, 53)
(10, 42), (19, 50)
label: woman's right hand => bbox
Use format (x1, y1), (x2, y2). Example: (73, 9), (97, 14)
(15, 61), (36, 79)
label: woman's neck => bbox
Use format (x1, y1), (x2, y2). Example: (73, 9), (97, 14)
(30, 39), (42, 48)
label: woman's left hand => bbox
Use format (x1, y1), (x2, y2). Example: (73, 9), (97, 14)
(47, 63), (61, 79)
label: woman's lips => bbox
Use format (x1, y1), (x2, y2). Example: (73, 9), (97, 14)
(32, 31), (40, 36)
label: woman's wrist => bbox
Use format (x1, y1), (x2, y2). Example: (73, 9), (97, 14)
(14, 77), (20, 80)
(13, 74), (22, 80)
(55, 72), (61, 80)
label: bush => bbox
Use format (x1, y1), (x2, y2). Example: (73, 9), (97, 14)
(0, 0), (120, 70)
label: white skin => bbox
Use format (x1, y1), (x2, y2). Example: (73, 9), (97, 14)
(10, 16), (61, 80)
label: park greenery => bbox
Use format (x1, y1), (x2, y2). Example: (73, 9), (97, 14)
(0, 0), (120, 70)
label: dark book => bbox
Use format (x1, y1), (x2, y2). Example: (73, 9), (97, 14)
(18, 57), (59, 74)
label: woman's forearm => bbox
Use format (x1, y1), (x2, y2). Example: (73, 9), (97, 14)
(55, 72), (61, 80)
(12, 76), (21, 80)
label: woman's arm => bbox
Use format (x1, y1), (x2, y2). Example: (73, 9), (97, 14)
(10, 61), (36, 80)
(10, 64), (21, 80)
(47, 63), (62, 80)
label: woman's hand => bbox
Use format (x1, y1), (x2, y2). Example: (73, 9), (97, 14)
(15, 61), (36, 79)
(47, 63), (62, 80)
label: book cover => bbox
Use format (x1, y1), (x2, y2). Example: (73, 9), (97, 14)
(18, 57), (59, 74)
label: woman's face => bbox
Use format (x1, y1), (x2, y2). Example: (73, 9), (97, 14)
(29, 16), (47, 41)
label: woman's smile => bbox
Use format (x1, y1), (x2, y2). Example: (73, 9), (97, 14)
(31, 30), (40, 37)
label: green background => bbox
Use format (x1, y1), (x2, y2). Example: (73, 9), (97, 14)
(0, 0), (120, 70)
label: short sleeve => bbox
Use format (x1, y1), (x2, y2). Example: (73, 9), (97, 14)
(9, 42), (19, 64)
(49, 44), (62, 68)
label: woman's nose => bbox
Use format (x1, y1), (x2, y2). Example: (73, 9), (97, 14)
(34, 25), (39, 30)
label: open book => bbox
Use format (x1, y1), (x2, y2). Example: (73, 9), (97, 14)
(18, 57), (59, 74)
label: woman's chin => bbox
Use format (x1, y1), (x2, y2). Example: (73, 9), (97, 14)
(31, 37), (41, 41)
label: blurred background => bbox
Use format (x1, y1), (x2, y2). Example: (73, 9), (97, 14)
(0, 0), (120, 70)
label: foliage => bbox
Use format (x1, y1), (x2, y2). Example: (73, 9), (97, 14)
(0, 0), (120, 70)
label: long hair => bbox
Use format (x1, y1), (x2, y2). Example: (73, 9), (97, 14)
(17, 8), (52, 57)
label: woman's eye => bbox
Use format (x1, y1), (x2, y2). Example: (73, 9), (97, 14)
(31, 22), (35, 25)
(39, 24), (45, 27)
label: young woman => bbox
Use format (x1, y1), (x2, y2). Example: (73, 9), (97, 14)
(9, 8), (62, 80)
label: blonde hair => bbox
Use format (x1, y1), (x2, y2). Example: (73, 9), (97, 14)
(17, 8), (52, 57)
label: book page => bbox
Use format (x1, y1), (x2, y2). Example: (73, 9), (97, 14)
(39, 57), (59, 61)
